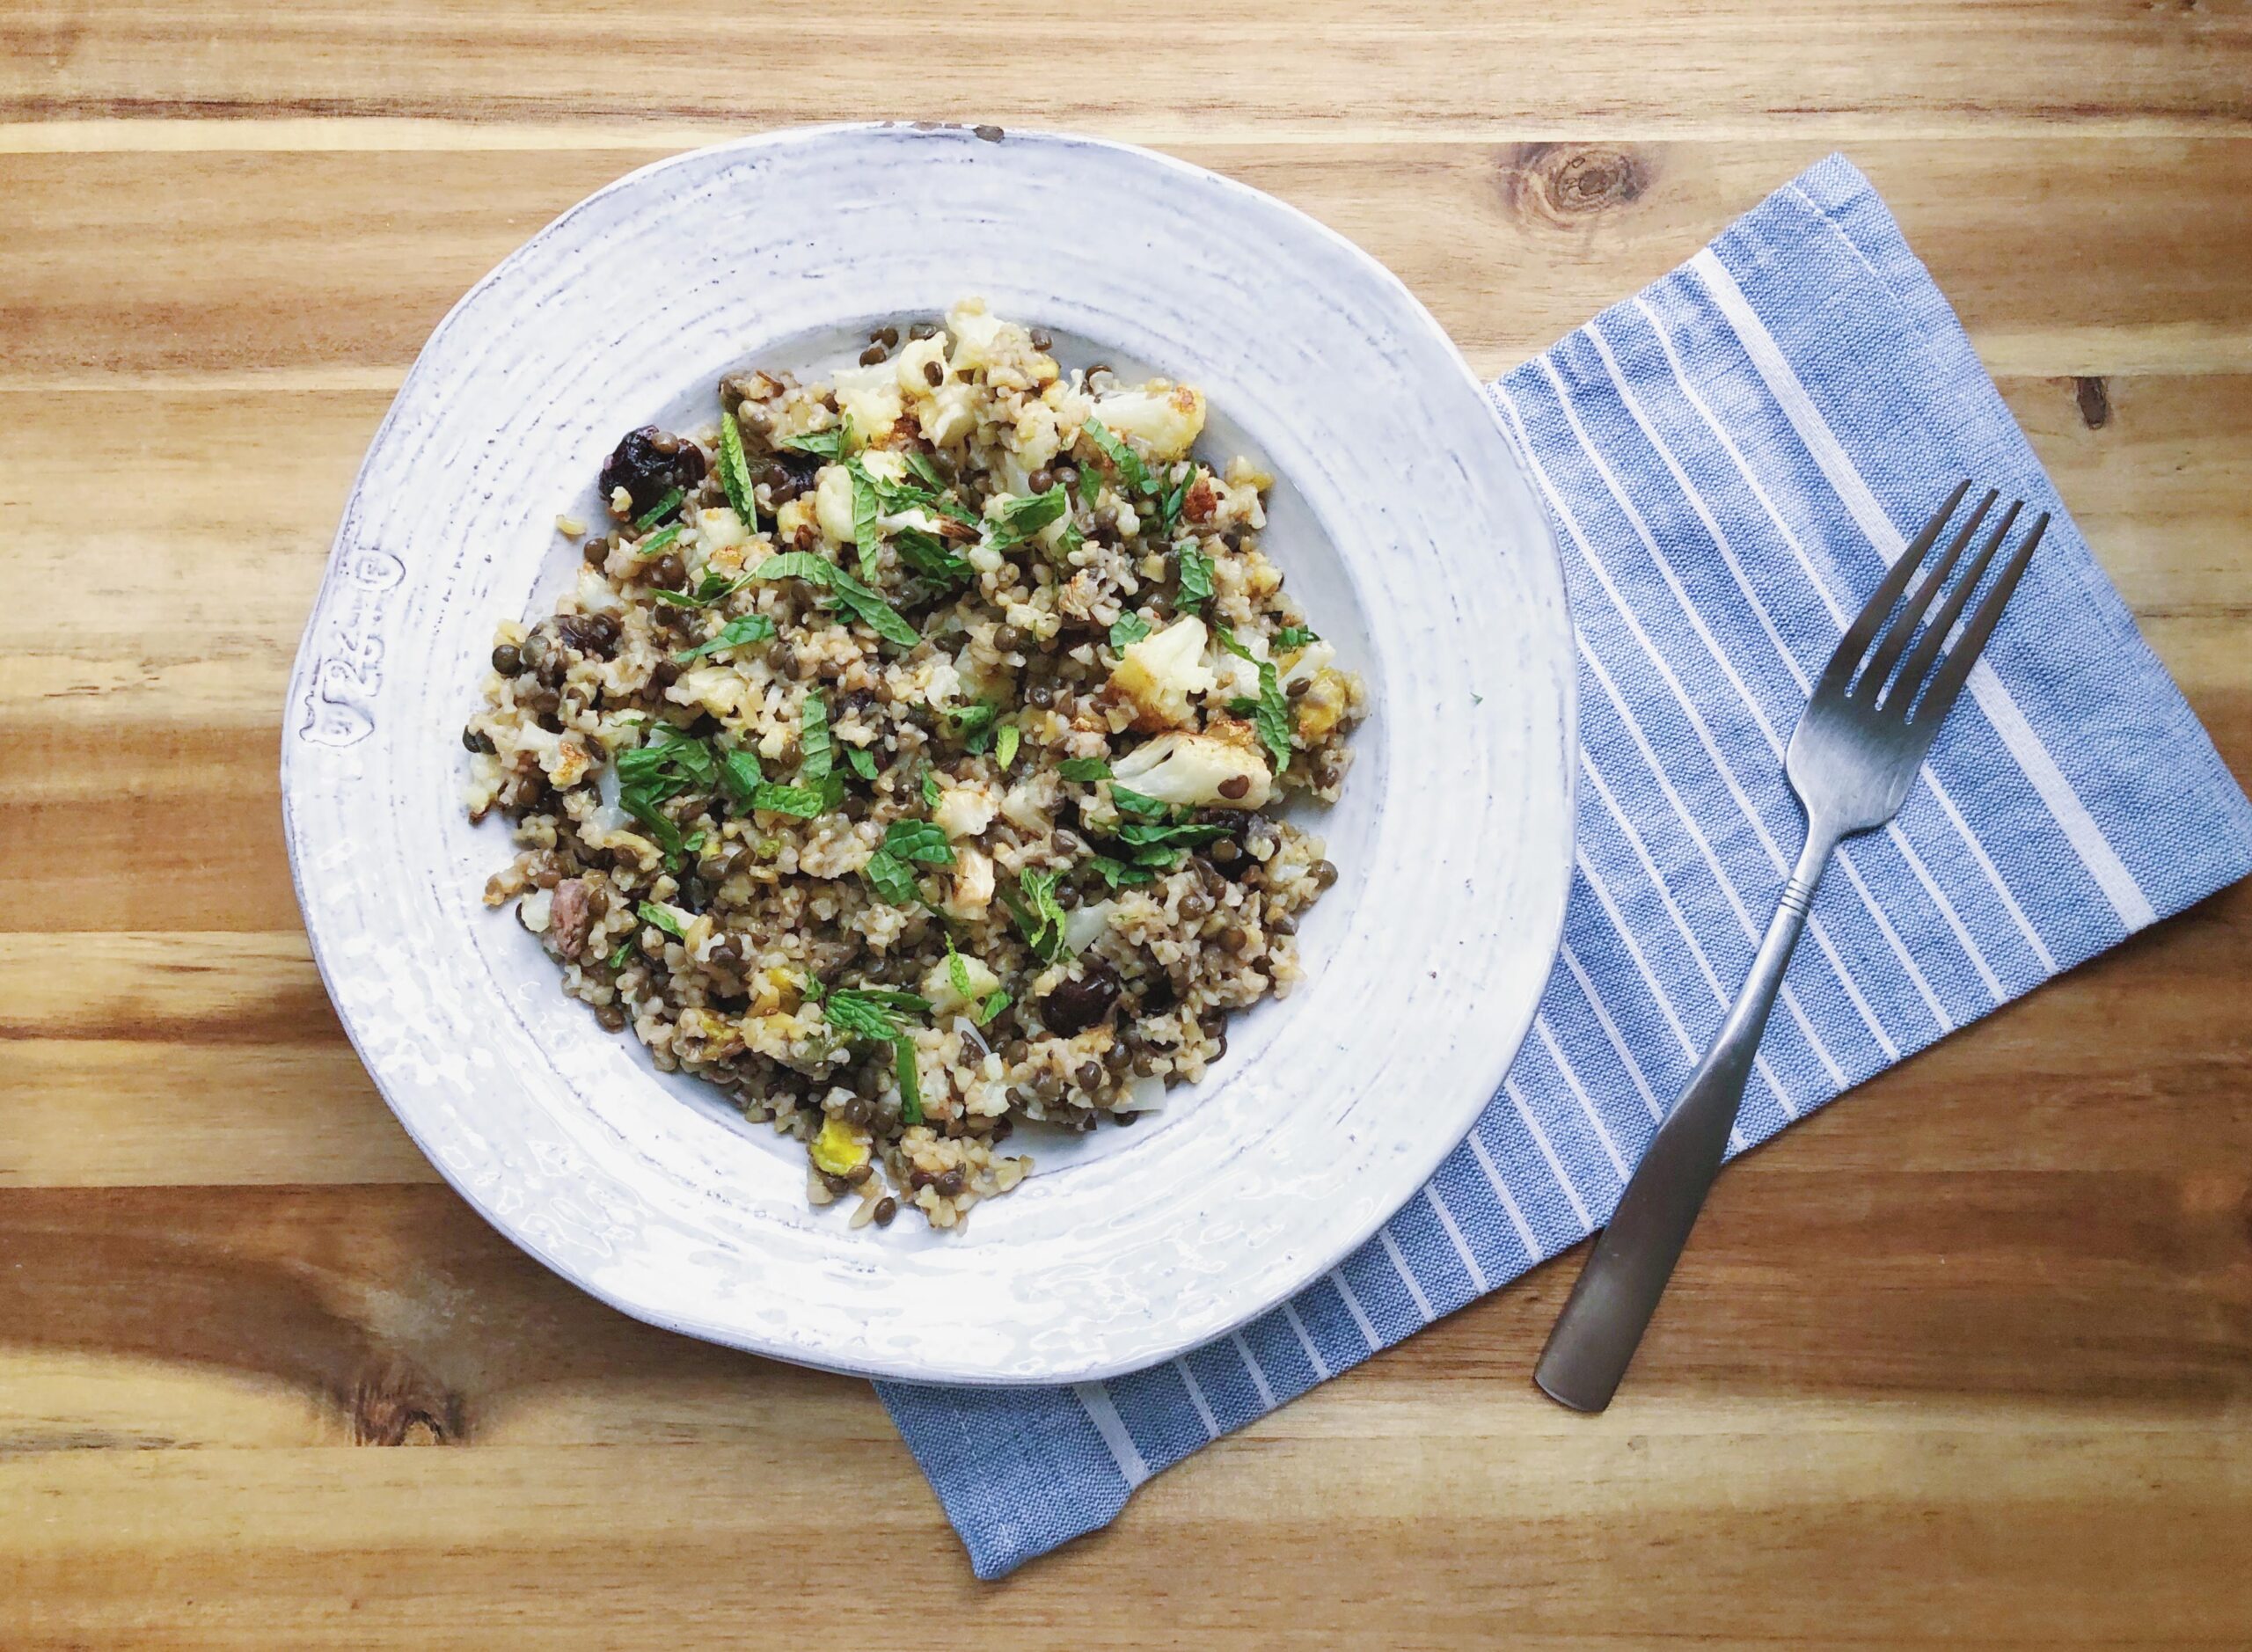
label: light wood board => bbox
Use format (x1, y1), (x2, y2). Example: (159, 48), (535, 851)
(2, 4), (2248, 1645)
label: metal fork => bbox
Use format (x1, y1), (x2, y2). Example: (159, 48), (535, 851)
(1533, 480), (2050, 1414)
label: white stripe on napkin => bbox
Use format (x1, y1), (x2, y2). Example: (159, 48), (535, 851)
(1689, 246), (2155, 930)
(1072, 1383), (1151, 1487)
(1626, 289), (2058, 976)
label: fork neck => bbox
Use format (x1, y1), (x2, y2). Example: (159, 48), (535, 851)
(1712, 818), (1842, 1060)
(1779, 816), (1843, 920)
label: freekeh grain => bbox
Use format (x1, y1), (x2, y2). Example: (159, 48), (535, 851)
(464, 300), (1366, 1229)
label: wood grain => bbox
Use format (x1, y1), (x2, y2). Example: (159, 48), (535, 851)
(4, 1), (2249, 1643)
(4, 0), (2248, 138)
(5, 141), (2249, 388)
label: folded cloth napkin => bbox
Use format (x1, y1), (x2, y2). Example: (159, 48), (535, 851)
(879, 153), (2252, 1578)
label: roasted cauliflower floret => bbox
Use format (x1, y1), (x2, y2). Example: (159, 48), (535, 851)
(825, 360), (904, 442)
(943, 847), (996, 918)
(1108, 615), (1217, 731)
(1109, 728), (1272, 810)
(812, 464), (856, 545)
(933, 780), (999, 841)
(923, 951), (1003, 1016)
(1091, 383), (1206, 461)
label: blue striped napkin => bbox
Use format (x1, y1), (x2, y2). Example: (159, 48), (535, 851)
(878, 153), (2252, 1578)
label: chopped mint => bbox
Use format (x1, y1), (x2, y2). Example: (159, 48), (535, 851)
(715, 411), (757, 530)
(632, 487), (684, 530)
(673, 612), (776, 662)
(797, 690), (833, 781)
(1081, 417), (1152, 496)
(1174, 542), (1213, 609)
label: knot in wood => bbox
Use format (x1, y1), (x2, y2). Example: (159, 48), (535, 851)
(349, 1358), (463, 1446)
(1501, 143), (1651, 228)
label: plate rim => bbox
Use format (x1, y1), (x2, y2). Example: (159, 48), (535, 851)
(282, 121), (1578, 1385)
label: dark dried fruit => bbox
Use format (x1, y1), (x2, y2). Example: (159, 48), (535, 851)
(598, 426), (707, 517)
(1041, 960), (1122, 1036)
(1206, 837), (1254, 881)
(556, 612), (620, 658)
(761, 449), (823, 505)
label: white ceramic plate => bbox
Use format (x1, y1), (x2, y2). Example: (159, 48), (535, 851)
(284, 124), (1575, 1385)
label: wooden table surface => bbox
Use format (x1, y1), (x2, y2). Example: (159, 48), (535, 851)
(4, 4), (2250, 1646)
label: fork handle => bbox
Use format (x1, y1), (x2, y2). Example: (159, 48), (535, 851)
(1534, 822), (1840, 1413)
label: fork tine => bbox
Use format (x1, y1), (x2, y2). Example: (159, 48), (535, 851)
(1816, 479), (1972, 696)
(1888, 497), (2022, 712)
(1911, 510), (2049, 727)
(1859, 487), (1997, 703)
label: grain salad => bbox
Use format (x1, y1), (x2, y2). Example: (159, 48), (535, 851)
(464, 300), (1367, 1230)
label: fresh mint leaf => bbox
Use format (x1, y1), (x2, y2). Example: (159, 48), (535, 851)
(849, 464), (882, 582)
(989, 486), (1068, 549)
(617, 724), (716, 796)
(819, 988), (904, 1042)
(620, 788), (684, 860)
(633, 523), (683, 560)
(1081, 417), (1151, 496)
(1108, 782), (1166, 819)
(755, 552), (920, 648)
(719, 747), (764, 807)
(673, 612), (776, 662)
(716, 412), (757, 531)
(797, 690), (833, 781)
(823, 564), (920, 648)
(893, 1034), (924, 1123)
(1087, 853), (1157, 888)
(1213, 623), (1255, 662)
(1156, 467), (1189, 537)
(1174, 542), (1213, 609)
(919, 766), (942, 808)
(1078, 464), (1100, 508)
(881, 819), (955, 866)
(976, 989), (1011, 1025)
(850, 987), (934, 1015)
(748, 781), (826, 818)
(945, 702), (998, 754)
(1004, 867), (1071, 961)
(779, 420), (851, 460)
(893, 527), (969, 582)
(1057, 756), (1111, 782)
(861, 848), (918, 904)
(905, 451), (948, 493)
(1108, 612), (1152, 650)
(606, 939), (635, 971)
(753, 551), (835, 584)
(1251, 662), (1292, 771)
(1275, 625), (1318, 651)
(994, 724), (1020, 770)
(633, 487), (684, 530)
(650, 567), (750, 609)
(844, 744), (877, 780)
(1115, 817), (1228, 852)
(636, 900), (684, 939)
